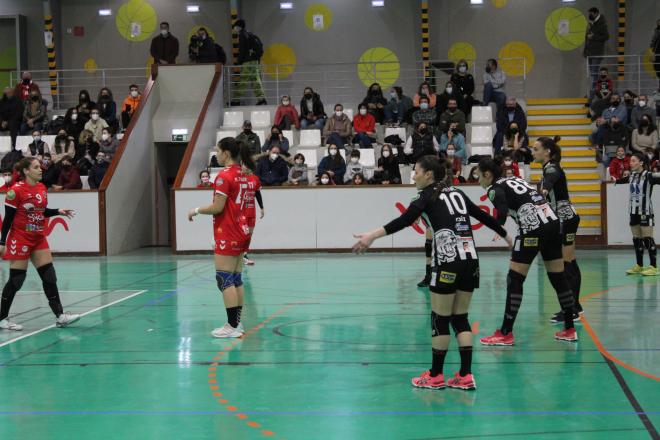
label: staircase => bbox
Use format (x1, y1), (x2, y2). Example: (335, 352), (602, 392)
(526, 98), (601, 236)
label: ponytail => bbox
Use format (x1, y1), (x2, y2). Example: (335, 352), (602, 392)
(239, 142), (256, 172)
(478, 157), (502, 181)
(537, 135), (562, 162)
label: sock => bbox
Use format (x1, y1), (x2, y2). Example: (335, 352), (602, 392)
(0, 269), (26, 321)
(633, 238), (644, 266)
(226, 307), (239, 328)
(571, 260), (582, 310)
(644, 237), (657, 267)
(237, 306), (243, 324)
(501, 271), (525, 335)
(458, 346), (473, 376)
(547, 272), (575, 330)
(430, 348), (447, 377)
(424, 264), (431, 280)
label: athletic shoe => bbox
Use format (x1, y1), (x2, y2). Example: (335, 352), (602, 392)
(417, 276), (430, 288)
(237, 322), (244, 333)
(626, 264), (643, 275)
(447, 372), (477, 390)
(411, 370), (445, 389)
(479, 330), (514, 346)
(55, 313), (80, 328)
(243, 256), (255, 266)
(549, 310), (581, 324)
(0, 319), (23, 331)
(554, 327), (578, 342)
(211, 323), (243, 339)
(641, 266), (659, 276)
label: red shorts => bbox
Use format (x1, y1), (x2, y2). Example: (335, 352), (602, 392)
(3, 233), (49, 260)
(214, 237), (249, 256)
(247, 216), (256, 228)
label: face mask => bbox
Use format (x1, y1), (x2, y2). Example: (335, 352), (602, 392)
(390, 92), (397, 98)
(350, 157), (359, 164)
(243, 128), (251, 133)
(335, 111), (343, 117)
(102, 133), (110, 141)
(3, 175), (11, 184)
(282, 100), (289, 105)
(96, 156), (105, 163)
(329, 149), (337, 156)
(509, 128), (518, 134)
(321, 177), (330, 184)
(31, 95), (40, 102)
(382, 151), (391, 158)
(33, 135), (41, 142)
(71, 113), (78, 121)
(295, 159), (303, 165)
(648, 154), (655, 160)
(641, 119), (650, 127)
(447, 150), (455, 157)
(419, 127), (427, 134)
(233, 26), (240, 33)
(304, 92), (312, 99)
(507, 106), (515, 112)
(504, 160), (513, 166)
(359, 108), (367, 116)
(270, 153), (278, 161)
(617, 153), (625, 159)
(458, 65), (467, 73)
(160, 30), (169, 37)
(446, 87), (453, 94)
(62, 163), (71, 169)
(271, 132), (279, 138)
(201, 176), (210, 183)
(611, 100), (620, 107)
(639, 100), (647, 108)
(100, 94), (109, 100)
(130, 90), (139, 98)
(600, 74), (607, 79)
(485, 66), (492, 74)
(448, 107), (457, 113)
(420, 103), (429, 110)
(22, 78), (30, 85)
(80, 95), (87, 101)
(91, 114), (99, 121)
(43, 159), (50, 166)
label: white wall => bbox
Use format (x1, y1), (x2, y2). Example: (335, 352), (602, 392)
(606, 183), (660, 245)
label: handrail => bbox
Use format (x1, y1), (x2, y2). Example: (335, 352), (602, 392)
(585, 54), (656, 96)
(173, 64), (223, 189)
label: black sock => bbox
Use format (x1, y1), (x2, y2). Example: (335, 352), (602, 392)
(633, 238), (644, 266)
(425, 264), (431, 280)
(430, 348), (447, 377)
(237, 306), (243, 324)
(644, 237), (657, 267)
(37, 264), (63, 317)
(226, 307), (239, 328)
(501, 271), (525, 335)
(458, 346), (473, 376)
(571, 260), (582, 309)
(547, 271), (575, 330)
(0, 269), (26, 321)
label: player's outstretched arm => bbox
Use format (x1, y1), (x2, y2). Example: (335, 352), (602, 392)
(189, 194), (227, 221)
(44, 208), (75, 219)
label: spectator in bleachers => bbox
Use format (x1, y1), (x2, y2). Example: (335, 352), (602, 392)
(450, 59), (475, 116)
(375, 144), (401, 184)
(24, 129), (50, 157)
(361, 83), (387, 124)
(76, 129), (100, 175)
(384, 86), (413, 126)
(76, 90), (95, 125)
(99, 127), (119, 159)
(467, 166), (479, 183)
(323, 104), (352, 147)
(351, 173), (366, 186)
(403, 121), (439, 164)
(439, 98), (466, 135)
(97, 88), (118, 133)
(0, 87), (23, 147)
(274, 95), (300, 130)
(14, 71), (40, 102)
(353, 103), (376, 148)
(501, 121), (530, 163)
(261, 125), (290, 154)
(590, 93), (627, 147)
(318, 171), (333, 186)
(0, 168), (12, 192)
(288, 153), (309, 186)
(189, 27), (219, 63)
(51, 134), (75, 164)
(411, 96), (437, 132)
(623, 90), (637, 123)
(589, 89), (611, 120)
(445, 144), (462, 181)
(647, 148), (660, 172)
(318, 143), (346, 184)
(300, 87), (326, 130)
(20, 90), (46, 135)
(483, 59), (507, 109)
(233, 19), (267, 106)
(608, 146), (631, 180)
(236, 120), (261, 155)
(121, 84), (141, 129)
(413, 81), (436, 109)
(592, 67), (614, 101)
(598, 119), (629, 166)
(503, 166), (515, 178)
(40, 153), (60, 188)
(501, 152), (522, 177)
(437, 81), (464, 115)
(631, 114), (658, 154)
(494, 97), (527, 153)
(88, 152), (109, 189)
(652, 19), (660, 90)
(631, 94), (655, 129)
(151, 22), (179, 65)
(256, 146), (289, 186)
(584, 7), (609, 91)
(63, 108), (84, 140)
(439, 122), (466, 163)
(52, 156), (82, 191)
(197, 170), (212, 188)
(85, 109), (109, 142)
(344, 149), (366, 184)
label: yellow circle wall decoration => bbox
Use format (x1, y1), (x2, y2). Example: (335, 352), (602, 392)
(498, 41), (535, 76)
(491, 0), (507, 8)
(84, 58), (98, 74)
(447, 42), (477, 65)
(262, 44), (297, 79)
(643, 48), (656, 77)
(146, 55), (155, 78)
(545, 7), (588, 51)
(357, 47), (400, 88)
(305, 4), (333, 32)
(187, 26), (217, 44)
(116, 0), (158, 42)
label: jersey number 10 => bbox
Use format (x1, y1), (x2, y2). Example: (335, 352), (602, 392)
(440, 192), (467, 215)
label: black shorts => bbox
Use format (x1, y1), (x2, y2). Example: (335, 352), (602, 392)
(429, 260), (479, 295)
(560, 215), (580, 246)
(511, 220), (563, 265)
(630, 214), (655, 227)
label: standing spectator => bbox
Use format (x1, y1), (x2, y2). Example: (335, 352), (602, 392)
(403, 121), (438, 164)
(323, 104), (352, 147)
(439, 122), (466, 163)
(151, 22), (179, 65)
(88, 152), (109, 189)
(631, 115), (658, 154)
(483, 58), (507, 109)
(24, 129), (50, 157)
(84, 109), (109, 142)
(20, 90), (46, 135)
(64, 107), (84, 141)
(261, 125), (290, 154)
(375, 144), (401, 184)
(608, 146), (631, 180)
(630, 94), (655, 129)
(411, 96), (438, 132)
(188, 27), (217, 63)
(384, 86), (413, 126)
(299, 87), (326, 129)
(450, 59), (475, 116)
(361, 83), (387, 124)
(353, 103), (376, 148)
(197, 170), (212, 188)
(494, 97), (527, 153)
(97, 87), (118, 133)
(256, 146), (289, 186)
(236, 120), (261, 155)
(584, 7), (610, 90)
(651, 19), (660, 90)
(274, 95), (300, 130)
(121, 84), (141, 129)
(76, 89), (95, 125)
(14, 71), (40, 102)
(99, 127), (119, 159)
(0, 87), (23, 147)
(344, 149), (366, 184)
(438, 98), (466, 135)
(317, 144), (346, 184)
(233, 19), (266, 105)
(437, 81), (464, 115)
(288, 153), (309, 186)
(52, 156), (82, 191)
(413, 81), (436, 109)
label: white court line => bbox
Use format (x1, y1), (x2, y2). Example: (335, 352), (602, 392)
(0, 289), (148, 349)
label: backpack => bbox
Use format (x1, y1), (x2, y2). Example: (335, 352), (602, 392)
(246, 32), (263, 61)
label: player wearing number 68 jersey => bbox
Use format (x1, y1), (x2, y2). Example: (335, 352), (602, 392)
(476, 157), (578, 346)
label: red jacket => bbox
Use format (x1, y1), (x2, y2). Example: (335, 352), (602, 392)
(57, 167), (83, 190)
(353, 113), (375, 134)
(274, 105), (300, 129)
(14, 81), (41, 102)
(595, 78), (614, 93)
(609, 156), (630, 180)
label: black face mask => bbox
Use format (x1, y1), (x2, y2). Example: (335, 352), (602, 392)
(611, 100), (620, 106)
(419, 127), (427, 134)
(304, 93), (312, 99)
(485, 66), (492, 74)
(22, 79), (30, 85)
(509, 128), (518, 134)
(506, 106), (515, 112)
(243, 129), (251, 133)
(589, 14), (596, 21)
(62, 163), (71, 169)
(271, 133), (279, 138)
(641, 120), (650, 127)
(448, 107), (457, 113)
(31, 96), (39, 102)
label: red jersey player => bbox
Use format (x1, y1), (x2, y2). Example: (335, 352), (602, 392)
(242, 169), (264, 266)
(0, 157), (80, 332)
(188, 138), (254, 338)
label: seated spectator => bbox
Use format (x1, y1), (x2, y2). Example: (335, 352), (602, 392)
(0, 87), (23, 147)
(0, 169), (13, 192)
(483, 58), (507, 109)
(361, 82), (387, 123)
(323, 104), (352, 147)
(467, 166), (479, 183)
(439, 122), (466, 163)
(88, 152), (109, 189)
(631, 94), (655, 129)
(288, 153), (309, 186)
(84, 108), (109, 142)
(501, 121), (530, 163)
(384, 86), (413, 125)
(236, 120), (261, 155)
(274, 95), (300, 130)
(99, 127), (119, 159)
(351, 173), (366, 186)
(197, 170), (212, 188)
(589, 89), (611, 120)
(51, 133), (75, 164)
(376, 144), (401, 184)
(64, 107), (84, 140)
(52, 156), (82, 191)
(438, 98), (466, 135)
(317, 171), (334, 186)
(14, 71), (40, 102)
(590, 94), (627, 146)
(76, 89), (95, 125)
(503, 166), (515, 178)
(501, 152), (521, 177)
(411, 96), (437, 133)
(76, 129), (100, 175)
(20, 90), (46, 135)
(608, 146), (631, 180)
(261, 125), (290, 154)
(437, 81), (464, 115)
(450, 59), (475, 116)
(256, 146), (289, 186)
(318, 144), (346, 184)
(598, 119), (629, 166)
(403, 121), (439, 164)
(24, 129), (50, 157)
(494, 97), (527, 153)
(188, 27), (218, 63)
(445, 144), (462, 182)
(121, 84), (141, 129)
(413, 81), (437, 109)
(345, 149), (366, 183)
(353, 103), (376, 148)
(40, 153), (59, 188)
(623, 90), (637, 123)
(631, 114), (658, 154)
(151, 22), (180, 65)
(97, 87), (118, 133)
(591, 67), (613, 101)
(299, 87), (326, 130)
(647, 148), (660, 173)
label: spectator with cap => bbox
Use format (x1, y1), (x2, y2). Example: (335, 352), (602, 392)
(233, 19), (266, 105)
(274, 95), (300, 130)
(150, 22), (179, 65)
(236, 120), (262, 155)
(14, 71), (40, 102)
(299, 87), (326, 130)
(121, 84), (141, 129)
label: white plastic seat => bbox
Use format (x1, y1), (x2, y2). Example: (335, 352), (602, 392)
(344, 108), (354, 121)
(16, 136), (32, 150)
(384, 127), (406, 143)
(471, 106), (494, 124)
(297, 149), (318, 169)
(470, 125), (493, 145)
(0, 137), (11, 154)
(42, 135), (56, 147)
(223, 111), (244, 128)
(299, 129), (322, 147)
(282, 129), (295, 146)
(250, 110), (271, 128)
(216, 129), (238, 144)
(253, 130), (266, 148)
(469, 145), (493, 157)
(358, 149), (375, 167)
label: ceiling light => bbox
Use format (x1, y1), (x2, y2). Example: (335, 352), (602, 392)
(372, 0), (385, 7)
(186, 5), (200, 12)
(470, 0), (483, 4)
(280, 2), (293, 9)
(98, 9), (112, 16)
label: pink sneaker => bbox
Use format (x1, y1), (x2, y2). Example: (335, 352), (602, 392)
(554, 327), (578, 342)
(411, 370), (446, 389)
(447, 372), (477, 390)
(479, 329), (514, 346)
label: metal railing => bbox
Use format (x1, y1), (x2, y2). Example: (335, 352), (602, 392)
(586, 55), (659, 96)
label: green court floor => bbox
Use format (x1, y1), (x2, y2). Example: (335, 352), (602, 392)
(0, 249), (658, 440)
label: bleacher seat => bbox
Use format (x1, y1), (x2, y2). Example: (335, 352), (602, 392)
(216, 129), (238, 144)
(80, 175), (90, 190)
(299, 129), (322, 147)
(43, 135), (56, 147)
(251, 110), (271, 128)
(282, 129), (296, 147)
(344, 109), (354, 121)
(253, 130), (266, 148)
(0, 137), (11, 154)
(297, 149), (318, 169)
(470, 125), (493, 145)
(471, 106), (494, 124)
(359, 149), (376, 167)
(16, 136), (32, 150)
(223, 111), (243, 128)
(384, 127), (407, 144)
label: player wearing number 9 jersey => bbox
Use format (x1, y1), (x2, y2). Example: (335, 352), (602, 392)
(476, 157), (578, 347)
(353, 156), (512, 391)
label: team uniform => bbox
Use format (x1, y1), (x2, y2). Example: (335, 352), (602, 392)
(540, 161), (580, 246)
(3, 181), (50, 260)
(244, 174), (262, 230)
(213, 164), (251, 256)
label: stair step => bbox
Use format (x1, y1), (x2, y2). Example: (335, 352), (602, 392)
(576, 207), (601, 216)
(528, 128), (592, 136)
(527, 108), (588, 116)
(579, 218), (601, 228)
(558, 138), (591, 146)
(568, 183), (600, 192)
(528, 118), (592, 126)
(531, 160), (595, 169)
(572, 195), (601, 204)
(530, 173), (600, 182)
(562, 150), (595, 157)
(527, 98), (588, 105)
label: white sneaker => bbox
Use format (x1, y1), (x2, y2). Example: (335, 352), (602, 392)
(243, 256), (255, 266)
(56, 313), (81, 328)
(237, 322), (244, 333)
(0, 319), (23, 331)
(211, 323), (243, 338)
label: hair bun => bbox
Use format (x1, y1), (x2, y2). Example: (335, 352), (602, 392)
(553, 135), (561, 143)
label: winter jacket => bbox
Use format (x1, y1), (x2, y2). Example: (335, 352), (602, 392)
(438, 109), (466, 134)
(56, 166), (82, 190)
(0, 95), (23, 124)
(97, 99), (117, 126)
(323, 115), (352, 139)
(496, 103), (528, 134)
(584, 14), (609, 57)
(404, 132), (438, 163)
(601, 103), (628, 125)
(437, 91), (465, 115)
(630, 105), (655, 129)
(122, 94), (141, 116)
(300, 93), (326, 120)
(601, 124), (629, 156)
(377, 156), (401, 184)
(14, 81), (40, 102)
(609, 156), (630, 180)
(256, 155), (289, 186)
(88, 160), (109, 188)
(25, 140), (49, 157)
(99, 137), (119, 158)
(151, 34), (179, 64)
(651, 26), (660, 54)
(317, 156), (346, 184)
(274, 105), (300, 129)
(236, 131), (262, 155)
(450, 73), (475, 98)
(411, 109), (437, 129)
(261, 135), (290, 154)
(353, 113), (376, 134)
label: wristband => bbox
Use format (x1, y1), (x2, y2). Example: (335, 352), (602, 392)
(194, 207), (200, 215)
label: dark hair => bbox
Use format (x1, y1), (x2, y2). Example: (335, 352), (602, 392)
(393, 86), (403, 96)
(98, 87), (113, 102)
(487, 58), (498, 67)
(588, 7), (599, 14)
(631, 152), (647, 169)
(358, 103), (368, 111)
(416, 155), (448, 200)
(270, 125), (280, 134)
(419, 95), (430, 103)
(638, 114), (657, 135)
(418, 81), (431, 95)
(478, 157), (503, 181)
(352, 173), (365, 184)
(334, 103), (343, 111)
(350, 149), (361, 158)
(14, 157), (39, 181)
(78, 89), (91, 102)
(218, 137), (255, 172)
(129, 84), (138, 90)
(199, 169), (210, 179)
(536, 135), (562, 162)
(294, 153), (305, 163)
(327, 144), (345, 166)
(235, 19), (246, 29)
(198, 27), (208, 35)
(160, 22), (169, 27)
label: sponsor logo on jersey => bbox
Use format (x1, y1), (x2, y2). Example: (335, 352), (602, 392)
(523, 237), (539, 247)
(216, 178), (224, 186)
(21, 246), (28, 252)
(6, 190), (15, 201)
(566, 233), (576, 242)
(455, 223), (470, 231)
(22, 203), (35, 210)
(438, 271), (457, 284)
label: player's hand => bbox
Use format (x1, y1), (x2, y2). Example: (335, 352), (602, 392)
(0, 246), (5, 258)
(188, 208), (198, 222)
(492, 234), (501, 243)
(260, 208), (265, 219)
(352, 232), (375, 254)
(59, 209), (75, 218)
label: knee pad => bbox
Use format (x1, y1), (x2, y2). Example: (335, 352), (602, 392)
(216, 271), (236, 292)
(234, 273), (243, 288)
(644, 237), (656, 251)
(451, 313), (471, 334)
(425, 239), (432, 258)
(633, 237), (644, 251)
(431, 311), (451, 337)
(37, 263), (57, 285)
(8, 268), (27, 290)
(506, 270), (525, 294)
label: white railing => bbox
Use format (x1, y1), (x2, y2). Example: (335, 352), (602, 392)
(586, 55), (658, 96)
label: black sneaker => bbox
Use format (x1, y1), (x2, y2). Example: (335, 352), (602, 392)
(549, 310), (581, 324)
(417, 276), (430, 288)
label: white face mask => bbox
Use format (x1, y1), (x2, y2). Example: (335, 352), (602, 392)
(648, 154), (655, 160)
(33, 135), (41, 142)
(233, 26), (240, 33)
(420, 103), (429, 110)
(350, 157), (359, 164)
(3, 175), (11, 184)
(504, 160), (513, 166)
(295, 159), (303, 165)
(321, 177), (330, 184)
(201, 176), (210, 183)
(359, 108), (367, 116)
(282, 100), (290, 105)
(458, 66), (467, 73)
(447, 150), (455, 157)
(382, 151), (391, 158)
(96, 156), (105, 163)
(329, 149), (338, 156)
(91, 113), (99, 121)
(390, 92), (397, 98)
(160, 29), (168, 37)
(335, 111), (343, 117)
(639, 100), (647, 108)
(130, 90), (139, 98)
(446, 87), (453, 94)
(101, 133), (110, 141)
(270, 153), (278, 161)
(71, 113), (78, 121)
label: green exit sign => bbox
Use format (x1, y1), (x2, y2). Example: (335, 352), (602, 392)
(172, 134), (188, 142)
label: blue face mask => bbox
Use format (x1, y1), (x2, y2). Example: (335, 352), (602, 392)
(420, 103), (429, 110)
